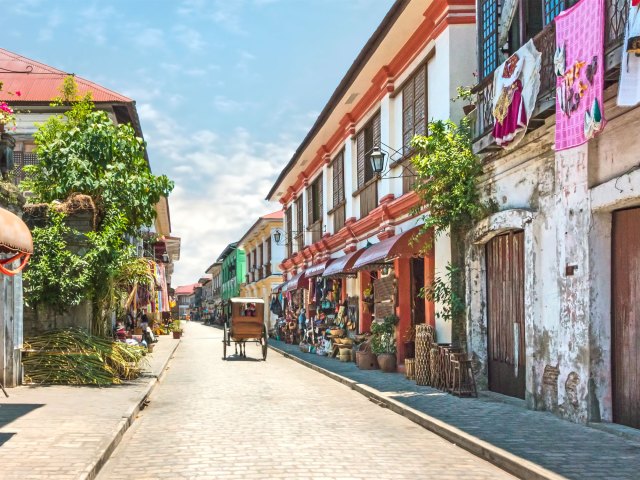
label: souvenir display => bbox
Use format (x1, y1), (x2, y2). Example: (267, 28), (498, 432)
(618, 2), (640, 106)
(555, 0), (606, 149)
(491, 40), (542, 148)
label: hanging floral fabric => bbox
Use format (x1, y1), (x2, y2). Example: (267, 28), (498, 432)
(491, 40), (542, 148)
(618, 2), (640, 106)
(555, 0), (606, 150)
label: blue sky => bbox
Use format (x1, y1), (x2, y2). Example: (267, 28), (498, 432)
(4, 0), (394, 286)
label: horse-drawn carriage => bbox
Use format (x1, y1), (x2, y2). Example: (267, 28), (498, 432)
(223, 298), (268, 360)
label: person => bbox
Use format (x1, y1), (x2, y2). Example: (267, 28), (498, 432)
(125, 312), (134, 332)
(140, 312), (149, 331)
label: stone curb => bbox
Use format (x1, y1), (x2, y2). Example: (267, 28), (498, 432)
(269, 344), (566, 480)
(78, 338), (181, 480)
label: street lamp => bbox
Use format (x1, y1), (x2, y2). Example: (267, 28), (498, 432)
(366, 141), (417, 179)
(369, 146), (386, 175)
(273, 229), (282, 244)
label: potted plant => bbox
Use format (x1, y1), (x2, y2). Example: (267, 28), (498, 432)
(371, 314), (399, 372)
(454, 84), (477, 116)
(171, 319), (183, 339)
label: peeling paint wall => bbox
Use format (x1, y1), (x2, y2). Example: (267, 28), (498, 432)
(468, 99), (640, 425)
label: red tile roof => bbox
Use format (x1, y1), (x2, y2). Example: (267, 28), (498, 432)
(0, 48), (132, 103)
(262, 210), (284, 219)
(174, 283), (199, 296)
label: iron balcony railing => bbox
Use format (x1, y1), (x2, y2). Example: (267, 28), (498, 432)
(472, 0), (627, 152)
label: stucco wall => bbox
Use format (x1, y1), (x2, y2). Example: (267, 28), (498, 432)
(468, 96), (640, 424)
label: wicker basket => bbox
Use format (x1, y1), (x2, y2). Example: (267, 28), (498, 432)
(405, 358), (415, 380)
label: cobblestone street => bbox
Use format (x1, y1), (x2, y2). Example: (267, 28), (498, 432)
(97, 322), (514, 480)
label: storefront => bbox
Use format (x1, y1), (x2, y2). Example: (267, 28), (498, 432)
(351, 225), (434, 365)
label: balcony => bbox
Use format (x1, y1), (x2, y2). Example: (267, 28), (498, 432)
(472, 0), (627, 153)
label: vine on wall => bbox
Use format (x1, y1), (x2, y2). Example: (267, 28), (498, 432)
(22, 78), (174, 334)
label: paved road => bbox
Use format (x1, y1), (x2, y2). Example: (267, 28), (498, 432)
(98, 322), (512, 480)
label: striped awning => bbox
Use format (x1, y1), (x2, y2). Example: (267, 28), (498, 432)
(322, 249), (366, 277)
(282, 271), (307, 293)
(304, 259), (333, 278)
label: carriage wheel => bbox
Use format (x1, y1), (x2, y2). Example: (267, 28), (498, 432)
(223, 324), (227, 359)
(261, 325), (268, 361)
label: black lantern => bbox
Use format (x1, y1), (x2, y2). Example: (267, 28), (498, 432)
(162, 252), (169, 263)
(273, 229), (282, 244)
(369, 146), (386, 175)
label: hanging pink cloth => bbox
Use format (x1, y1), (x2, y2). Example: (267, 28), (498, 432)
(555, 0), (606, 150)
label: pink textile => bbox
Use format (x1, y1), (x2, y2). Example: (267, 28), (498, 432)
(493, 80), (528, 146)
(555, 0), (606, 150)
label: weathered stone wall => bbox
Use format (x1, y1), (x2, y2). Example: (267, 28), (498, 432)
(467, 88), (640, 425)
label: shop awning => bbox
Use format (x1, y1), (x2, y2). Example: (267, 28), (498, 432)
(0, 207), (33, 254)
(304, 259), (333, 278)
(282, 271), (307, 293)
(322, 248), (366, 277)
(352, 225), (428, 270)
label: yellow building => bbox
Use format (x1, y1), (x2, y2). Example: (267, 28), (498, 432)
(238, 211), (284, 331)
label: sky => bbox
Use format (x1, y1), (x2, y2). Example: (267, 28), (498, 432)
(3, 0), (394, 287)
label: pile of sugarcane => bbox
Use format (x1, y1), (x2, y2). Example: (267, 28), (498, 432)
(22, 329), (147, 385)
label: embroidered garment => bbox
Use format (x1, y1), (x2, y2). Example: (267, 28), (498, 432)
(491, 40), (542, 149)
(555, 0), (606, 150)
(618, 3), (640, 106)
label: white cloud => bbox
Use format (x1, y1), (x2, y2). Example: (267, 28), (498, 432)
(37, 10), (62, 42)
(213, 95), (257, 113)
(134, 28), (165, 49)
(176, 0), (251, 35)
(173, 25), (206, 51)
(138, 102), (296, 286)
(77, 4), (117, 45)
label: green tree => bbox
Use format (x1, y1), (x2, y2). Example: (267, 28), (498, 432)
(22, 87), (174, 333)
(411, 119), (492, 344)
(23, 97), (173, 235)
(410, 119), (485, 235)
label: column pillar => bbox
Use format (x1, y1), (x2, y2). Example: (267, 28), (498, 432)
(395, 257), (412, 365)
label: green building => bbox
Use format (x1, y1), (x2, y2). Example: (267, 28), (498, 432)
(218, 242), (246, 318)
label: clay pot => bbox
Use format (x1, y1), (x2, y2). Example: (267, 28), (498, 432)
(463, 103), (476, 115)
(377, 353), (397, 373)
(172, 331), (182, 339)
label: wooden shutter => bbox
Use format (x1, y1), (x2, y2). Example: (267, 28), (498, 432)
(414, 67), (427, 138)
(373, 111), (381, 147)
(296, 198), (303, 233)
(267, 236), (271, 262)
(332, 151), (344, 207)
(402, 77), (415, 153)
(317, 173), (323, 223)
(307, 185), (313, 225)
(357, 130), (366, 188)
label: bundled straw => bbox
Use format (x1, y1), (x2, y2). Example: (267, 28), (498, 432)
(23, 329), (147, 385)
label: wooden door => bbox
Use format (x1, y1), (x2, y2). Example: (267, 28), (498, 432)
(612, 208), (640, 429)
(486, 231), (526, 399)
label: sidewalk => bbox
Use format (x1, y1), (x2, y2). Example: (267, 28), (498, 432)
(270, 340), (640, 480)
(0, 332), (180, 480)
